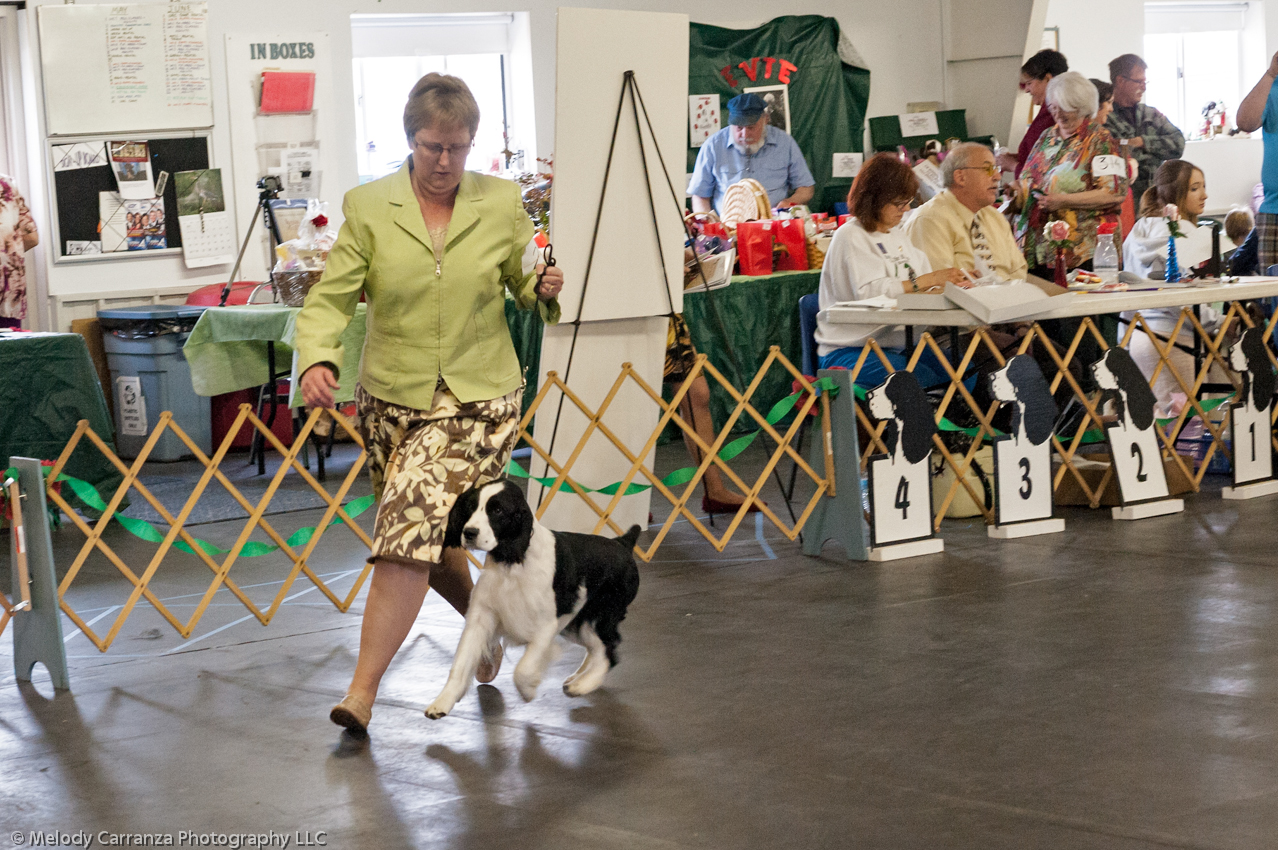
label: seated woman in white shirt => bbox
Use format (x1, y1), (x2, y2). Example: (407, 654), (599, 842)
(1121, 159), (1225, 407)
(815, 152), (966, 389)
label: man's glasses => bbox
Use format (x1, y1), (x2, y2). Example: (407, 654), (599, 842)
(958, 163), (999, 177)
(1120, 74), (1147, 87)
(413, 140), (474, 159)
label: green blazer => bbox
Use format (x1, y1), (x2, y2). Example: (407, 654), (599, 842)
(294, 162), (560, 408)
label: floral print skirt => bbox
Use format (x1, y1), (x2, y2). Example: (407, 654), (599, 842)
(356, 380), (521, 567)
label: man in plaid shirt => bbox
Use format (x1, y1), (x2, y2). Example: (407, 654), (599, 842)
(1105, 54), (1185, 201)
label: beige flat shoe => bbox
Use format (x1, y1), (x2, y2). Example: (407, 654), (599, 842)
(330, 694), (373, 737)
(476, 642), (503, 684)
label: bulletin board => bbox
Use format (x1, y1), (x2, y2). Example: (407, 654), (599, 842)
(37, 2), (213, 136)
(47, 135), (212, 263)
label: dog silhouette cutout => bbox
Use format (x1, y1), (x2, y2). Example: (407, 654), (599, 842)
(866, 370), (937, 546)
(1228, 327), (1276, 485)
(1092, 348), (1169, 503)
(989, 355), (1057, 524)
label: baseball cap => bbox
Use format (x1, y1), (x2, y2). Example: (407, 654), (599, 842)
(727, 93), (766, 126)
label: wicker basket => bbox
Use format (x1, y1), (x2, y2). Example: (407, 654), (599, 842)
(272, 269), (323, 307)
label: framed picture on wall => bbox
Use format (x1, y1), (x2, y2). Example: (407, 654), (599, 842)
(1042, 27), (1059, 51)
(743, 84), (791, 135)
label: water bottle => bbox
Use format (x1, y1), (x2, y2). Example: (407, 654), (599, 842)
(1094, 223), (1119, 286)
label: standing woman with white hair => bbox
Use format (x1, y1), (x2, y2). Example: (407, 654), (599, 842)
(1012, 71), (1129, 279)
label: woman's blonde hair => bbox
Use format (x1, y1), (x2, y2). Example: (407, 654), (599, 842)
(1138, 159), (1201, 219)
(403, 73), (480, 141)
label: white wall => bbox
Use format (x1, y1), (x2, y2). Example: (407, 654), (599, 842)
(22, 0), (959, 329)
(1044, 0), (1144, 82)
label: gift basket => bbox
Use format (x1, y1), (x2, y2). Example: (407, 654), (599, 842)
(272, 201), (338, 307)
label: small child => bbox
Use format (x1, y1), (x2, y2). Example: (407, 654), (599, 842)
(1226, 206), (1259, 276)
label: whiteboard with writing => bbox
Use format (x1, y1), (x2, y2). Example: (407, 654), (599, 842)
(38, 3), (213, 135)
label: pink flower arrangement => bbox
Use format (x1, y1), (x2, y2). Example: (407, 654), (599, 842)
(1042, 220), (1073, 250)
(1163, 203), (1183, 238)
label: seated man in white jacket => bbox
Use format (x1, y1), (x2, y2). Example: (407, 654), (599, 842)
(1122, 159), (1226, 407)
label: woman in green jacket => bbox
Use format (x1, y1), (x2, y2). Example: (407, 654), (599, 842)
(295, 73), (562, 737)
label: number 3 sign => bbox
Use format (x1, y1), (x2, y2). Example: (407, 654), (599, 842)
(988, 356), (1059, 531)
(866, 372), (938, 548)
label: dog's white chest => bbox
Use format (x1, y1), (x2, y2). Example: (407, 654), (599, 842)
(471, 525), (572, 645)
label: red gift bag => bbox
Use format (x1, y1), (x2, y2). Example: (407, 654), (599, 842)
(736, 220), (775, 276)
(772, 219), (809, 271)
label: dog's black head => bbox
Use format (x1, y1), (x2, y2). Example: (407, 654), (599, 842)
(443, 479), (534, 564)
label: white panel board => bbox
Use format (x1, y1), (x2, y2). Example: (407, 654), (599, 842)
(224, 33), (338, 281)
(38, 3), (214, 135)
(529, 318), (668, 534)
(551, 8), (688, 322)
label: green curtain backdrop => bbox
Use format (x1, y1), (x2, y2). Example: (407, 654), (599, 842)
(688, 16), (871, 214)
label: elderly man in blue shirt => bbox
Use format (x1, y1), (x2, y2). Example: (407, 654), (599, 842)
(690, 93), (815, 214)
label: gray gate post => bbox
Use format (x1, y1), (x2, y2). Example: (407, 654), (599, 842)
(9, 456), (70, 690)
(803, 369), (869, 560)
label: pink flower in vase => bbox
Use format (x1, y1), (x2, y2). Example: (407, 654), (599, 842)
(1163, 204), (1179, 221)
(1043, 220), (1071, 245)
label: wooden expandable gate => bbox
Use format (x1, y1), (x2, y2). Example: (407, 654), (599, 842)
(1, 350), (835, 650)
(852, 301), (1269, 529)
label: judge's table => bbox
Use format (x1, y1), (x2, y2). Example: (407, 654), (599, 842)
(0, 331), (122, 504)
(822, 277), (1278, 526)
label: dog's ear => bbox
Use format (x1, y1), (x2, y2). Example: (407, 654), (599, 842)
(489, 481), (535, 564)
(443, 486), (479, 549)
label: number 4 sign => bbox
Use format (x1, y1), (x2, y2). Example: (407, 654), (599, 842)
(864, 372), (943, 560)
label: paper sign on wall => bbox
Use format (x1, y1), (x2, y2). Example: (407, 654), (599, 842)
(116, 376), (148, 436)
(109, 141), (155, 199)
(832, 152), (863, 178)
(898, 111), (939, 138)
(53, 143), (109, 171)
(689, 95), (720, 148)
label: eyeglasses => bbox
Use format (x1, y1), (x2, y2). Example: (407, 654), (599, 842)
(1119, 74), (1147, 87)
(958, 163), (999, 177)
(889, 199), (913, 211)
(1018, 78), (1036, 92)
(413, 139), (474, 159)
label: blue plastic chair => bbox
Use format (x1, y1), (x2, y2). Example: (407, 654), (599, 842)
(1268, 264), (1278, 276)
(798, 292), (820, 376)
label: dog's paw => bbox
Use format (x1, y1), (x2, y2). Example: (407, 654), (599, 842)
(424, 700), (452, 720)
(563, 674), (605, 697)
(513, 672), (541, 702)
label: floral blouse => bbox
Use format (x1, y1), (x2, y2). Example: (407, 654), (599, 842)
(1015, 120), (1127, 270)
(0, 175), (36, 321)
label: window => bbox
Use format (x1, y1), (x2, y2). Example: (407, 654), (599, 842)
(1144, 2), (1266, 137)
(350, 14), (535, 184)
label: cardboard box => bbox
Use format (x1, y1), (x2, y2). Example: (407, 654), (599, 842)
(945, 280), (1051, 323)
(1053, 453), (1196, 507)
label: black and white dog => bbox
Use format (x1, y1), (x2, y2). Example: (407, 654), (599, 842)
(426, 479), (641, 719)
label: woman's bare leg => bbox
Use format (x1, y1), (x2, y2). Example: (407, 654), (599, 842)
(346, 558), (434, 704)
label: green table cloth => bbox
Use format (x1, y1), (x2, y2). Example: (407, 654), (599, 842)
(185, 301), (546, 418)
(0, 332), (122, 503)
(682, 269), (821, 432)
(184, 304), (368, 406)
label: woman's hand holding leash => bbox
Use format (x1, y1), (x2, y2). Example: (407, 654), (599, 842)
(535, 243), (563, 301)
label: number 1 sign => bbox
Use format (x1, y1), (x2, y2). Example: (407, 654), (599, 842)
(988, 356), (1064, 537)
(865, 372), (942, 555)
(1224, 328), (1278, 498)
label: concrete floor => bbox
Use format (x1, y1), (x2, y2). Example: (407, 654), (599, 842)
(3, 442), (1278, 849)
